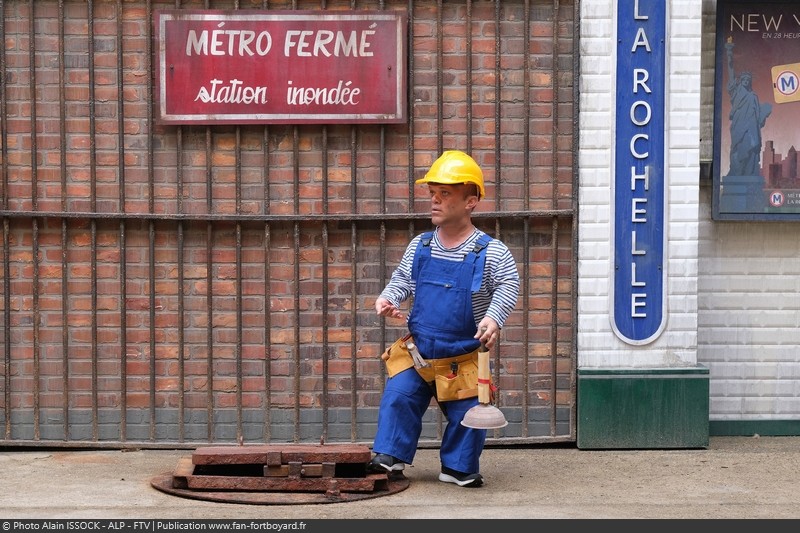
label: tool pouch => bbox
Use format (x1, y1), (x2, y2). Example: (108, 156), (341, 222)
(431, 352), (479, 402)
(381, 337), (481, 402)
(382, 336), (415, 377)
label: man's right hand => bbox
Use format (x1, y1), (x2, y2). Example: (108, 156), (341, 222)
(375, 297), (405, 320)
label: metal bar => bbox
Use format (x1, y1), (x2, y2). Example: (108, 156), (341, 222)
(466, 0), (472, 155)
(176, 172), (187, 444)
(236, 123), (244, 444)
(292, 126), (300, 443)
(402, 0), (417, 416)
(175, 0), (186, 443)
(61, 219), (69, 440)
(0, 209), (568, 222)
(91, 219), (99, 441)
(145, 0), (156, 443)
(550, 218), (559, 436)
(116, 0), (128, 443)
(27, 0), (36, 208)
(148, 220), (155, 441)
(263, 223), (272, 442)
(406, 0), (415, 216)
(349, 221), (357, 441)
(1, 1), (9, 441)
(321, 126), (329, 444)
(491, 0), (505, 433)
(552, 0), (560, 210)
(494, 0), (502, 218)
(205, 133), (213, 444)
(0, 433), (575, 450)
(147, 0), (154, 216)
(177, 167), (185, 443)
(378, 221), (387, 394)
(200, 0), (214, 447)
(436, 0), (443, 155)
(58, 0), (69, 442)
(119, 220), (128, 441)
(549, 0), (561, 437)
(0, 0), (7, 214)
(349, 125), (357, 441)
(520, 0), (531, 438)
(117, 0), (126, 214)
(570, 0), (581, 441)
(431, 0), (445, 441)
(236, 222), (243, 444)
(2, 217), (8, 440)
(523, 0), (531, 214)
(88, 0), (96, 213)
(292, 220), (300, 443)
(87, 0), (100, 442)
(521, 218), (530, 436)
(27, 0), (40, 441)
(262, 96), (272, 443)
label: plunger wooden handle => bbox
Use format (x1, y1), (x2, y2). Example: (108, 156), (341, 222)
(477, 344), (491, 404)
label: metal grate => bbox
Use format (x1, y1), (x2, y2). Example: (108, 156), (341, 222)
(0, 0), (578, 448)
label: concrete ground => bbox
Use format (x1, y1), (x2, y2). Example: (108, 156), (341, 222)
(0, 436), (798, 520)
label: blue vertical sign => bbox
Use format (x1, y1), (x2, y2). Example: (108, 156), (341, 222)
(611, 0), (667, 345)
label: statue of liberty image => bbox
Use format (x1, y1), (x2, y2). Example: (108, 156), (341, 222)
(725, 36), (772, 177)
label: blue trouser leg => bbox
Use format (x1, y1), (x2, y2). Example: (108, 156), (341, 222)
(439, 396), (487, 474)
(372, 367), (434, 465)
(373, 366), (487, 474)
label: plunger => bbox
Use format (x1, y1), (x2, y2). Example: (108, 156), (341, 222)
(461, 340), (508, 429)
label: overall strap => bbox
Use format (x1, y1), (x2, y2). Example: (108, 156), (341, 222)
(411, 231), (492, 289)
(411, 231), (434, 281)
(468, 233), (492, 291)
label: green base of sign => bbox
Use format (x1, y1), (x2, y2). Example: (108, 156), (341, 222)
(577, 366), (709, 449)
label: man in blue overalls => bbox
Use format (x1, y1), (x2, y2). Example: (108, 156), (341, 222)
(370, 150), (520, 487)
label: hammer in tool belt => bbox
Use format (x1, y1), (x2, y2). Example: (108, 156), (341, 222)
(403, 333), (430, 369)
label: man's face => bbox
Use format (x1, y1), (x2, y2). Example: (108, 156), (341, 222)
(426, 183), (476, 226)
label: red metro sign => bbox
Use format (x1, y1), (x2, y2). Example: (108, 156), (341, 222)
(154, 10), (407, 125)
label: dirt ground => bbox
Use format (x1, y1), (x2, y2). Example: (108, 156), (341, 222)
(0, 435), (798, 520)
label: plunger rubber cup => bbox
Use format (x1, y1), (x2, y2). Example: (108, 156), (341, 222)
(461, 343), (508, 429)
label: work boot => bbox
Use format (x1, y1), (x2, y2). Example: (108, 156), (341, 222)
(439, 466), (483, 488)
(367, 453), (405, 473)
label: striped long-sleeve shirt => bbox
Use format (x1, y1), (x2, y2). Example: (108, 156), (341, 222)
(379, 228), (520, 328)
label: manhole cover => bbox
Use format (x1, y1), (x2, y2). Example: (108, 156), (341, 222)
(151, 444), (410, 505)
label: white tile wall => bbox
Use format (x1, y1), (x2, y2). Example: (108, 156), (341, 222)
(689, 0), (797, 420)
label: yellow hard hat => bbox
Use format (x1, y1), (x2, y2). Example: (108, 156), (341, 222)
(415, 150), (485, 199)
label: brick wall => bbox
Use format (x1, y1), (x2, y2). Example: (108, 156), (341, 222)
(0, 0), (578, 445)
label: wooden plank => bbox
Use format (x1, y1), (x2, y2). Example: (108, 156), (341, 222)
(287, 462), (302, 476)
(172, 456), (195, 489)
(192, 444), (371, 466)
(182, 473), (388, 493)
(265, 450), (282, 466)
(264, 464), (325, 477)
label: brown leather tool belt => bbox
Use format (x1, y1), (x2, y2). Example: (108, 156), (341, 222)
(381, 336), (481, 401)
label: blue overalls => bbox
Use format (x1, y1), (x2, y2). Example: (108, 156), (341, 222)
(372, 232), (491, 474)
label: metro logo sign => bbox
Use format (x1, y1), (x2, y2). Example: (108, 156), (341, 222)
(772, 62), (800, 104)
(154, 10), (407, 125)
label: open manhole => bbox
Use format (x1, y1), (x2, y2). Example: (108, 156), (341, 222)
(151, 443), (410, 505)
